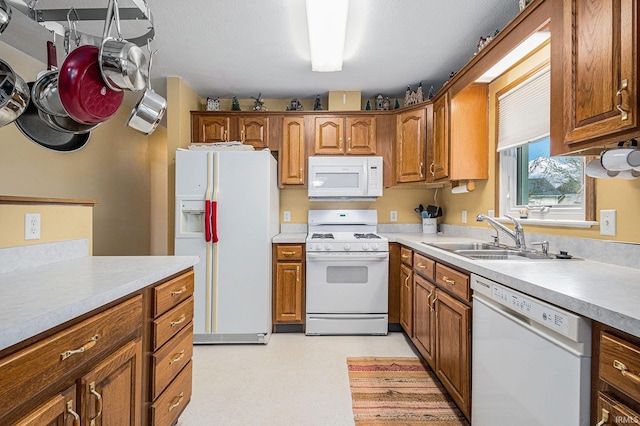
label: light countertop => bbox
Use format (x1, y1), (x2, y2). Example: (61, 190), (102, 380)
(274, 231), (640, 337)
(0, 256), (199, 352)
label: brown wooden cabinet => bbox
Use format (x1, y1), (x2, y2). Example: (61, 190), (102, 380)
(429, 94), (449, 181)
(399, 247), (414, 336)
(237, 115), (269, 148)
(396, 107), (427, 183)
(413, 275), (436, 368)
(551, 0), (640, 155)
(13, 385), (77, 426)
(191, 113), (269, 148)
(280, 116), (306, 187)
(273, 244), (305, 325)
(192, 113), (231, 143)
(313, 116), (376, 155)
(592, 325), (640, 425)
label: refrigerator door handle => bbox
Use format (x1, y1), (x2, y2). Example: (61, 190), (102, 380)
(204, 200), (212, 242)
(211, 201), (219, 243)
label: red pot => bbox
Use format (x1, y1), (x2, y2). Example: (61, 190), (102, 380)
(58, 45), (123, 124)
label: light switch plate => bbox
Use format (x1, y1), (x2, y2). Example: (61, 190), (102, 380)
(283, 211), (291, 222)
(600, 210), (616, 236)
(461, 210), (467, 224)
(390, 211), (397, 222)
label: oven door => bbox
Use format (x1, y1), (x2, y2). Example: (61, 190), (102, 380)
(306, 252), (389, 313)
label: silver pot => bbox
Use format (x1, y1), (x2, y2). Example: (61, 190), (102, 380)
(126, 49), (165, 135)
(32, 41), (67, 117)
(0, 60), (30, 127)
(99, 0), (148, 92)
(0, 0), (11, 35)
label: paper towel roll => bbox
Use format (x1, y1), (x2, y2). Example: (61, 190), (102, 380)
(452, 184), (469, 194)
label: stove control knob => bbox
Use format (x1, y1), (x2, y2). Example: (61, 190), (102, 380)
(324, 244), (332, 250)
(372, 243), (379, 250)
(344, 243), (351, 251)
(362, 243), (370, 251)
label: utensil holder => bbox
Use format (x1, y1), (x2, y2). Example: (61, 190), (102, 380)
(422, 218), (437, 234)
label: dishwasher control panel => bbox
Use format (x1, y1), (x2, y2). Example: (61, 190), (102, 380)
(491, 285), (570, 336)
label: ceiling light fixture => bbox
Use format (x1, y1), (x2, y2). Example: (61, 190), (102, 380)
(305, 0), (349, 72)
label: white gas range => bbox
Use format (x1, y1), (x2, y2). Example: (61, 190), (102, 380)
(305, 210), (389, 335)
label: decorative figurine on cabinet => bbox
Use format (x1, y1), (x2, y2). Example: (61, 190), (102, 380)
(375, 94), (384, 110)
(252, 93), (267, 111)
(394, 98), (400, 109)
(206, 97), (220, 111)
(313, 95), (322, 111)
(365, 100), (372, 110)
(382, 96), (391, 110)
(286, 98), (303, 111)
(404, 83), (424, 106)
(231, 96), (241, 111)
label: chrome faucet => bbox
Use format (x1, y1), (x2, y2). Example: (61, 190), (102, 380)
(476, 214), (526, 250)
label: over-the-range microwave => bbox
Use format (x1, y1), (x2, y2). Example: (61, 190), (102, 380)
(308, 156), (383, 200)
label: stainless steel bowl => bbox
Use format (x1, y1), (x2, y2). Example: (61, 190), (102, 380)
(0, 60), (30, 127)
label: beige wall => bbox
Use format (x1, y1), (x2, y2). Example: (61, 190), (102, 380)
(0, 204), (93, 251)
(0, 42), (153, 255)
(439, 43), (640, 243)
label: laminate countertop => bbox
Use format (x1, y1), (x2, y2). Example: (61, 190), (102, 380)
(0, 256), (199, 352)
(274, 231), (640, 338)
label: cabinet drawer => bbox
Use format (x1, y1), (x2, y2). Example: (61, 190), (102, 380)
(597, 392), (640, 426)
(276, 245), (303, 260)
(152, 297), (194, 350)
(413, 253), (435, 280)
(600, 332), (640, 401)
(435, 264), (470, 302)
(151, 323), (194, 400)
(153, 271), (194, 317)
(150, 360), (193, 426)
(400, 247), (413, 266)
(0, 296), (142, 414)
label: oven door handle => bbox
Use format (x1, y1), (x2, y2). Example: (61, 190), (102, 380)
(306, 252), (389, 261)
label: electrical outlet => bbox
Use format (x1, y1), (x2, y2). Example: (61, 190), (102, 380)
(488, 209), (495, 218)
(600, 210), (616, 236)
(25, 213), (41, 240)
(283, 211), (291, 222)
(390, 211), (397, 222)
(461, 210), (467, 224)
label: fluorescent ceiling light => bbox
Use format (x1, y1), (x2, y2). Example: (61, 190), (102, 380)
(476, 31), (550, 82)
(305, 0), (349, 72)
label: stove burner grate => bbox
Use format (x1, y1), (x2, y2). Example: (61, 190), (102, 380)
(311, 233), (334, 239)
(353, 233), (382, 239)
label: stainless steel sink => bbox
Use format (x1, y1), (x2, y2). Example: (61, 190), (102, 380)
(423, 242), (554, 260)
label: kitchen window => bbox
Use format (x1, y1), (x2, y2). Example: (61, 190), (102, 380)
(497, 65), (591, 224)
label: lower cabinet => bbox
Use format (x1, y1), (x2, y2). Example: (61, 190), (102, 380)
(399, 263), (414, 337)
(273, 244), (305, 326)
(413, 275), (435, 367)
(0, 268), (195, 426)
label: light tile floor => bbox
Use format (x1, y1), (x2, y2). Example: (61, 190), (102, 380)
(176, 332), (418, 426)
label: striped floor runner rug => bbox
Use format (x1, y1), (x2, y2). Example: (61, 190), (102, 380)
(347, 357), (469, 425)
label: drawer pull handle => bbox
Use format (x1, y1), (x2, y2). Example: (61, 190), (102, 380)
(61, 334), (99, 360)
(595, 408), (609, 426)
(281, 251), (297, 255)
(67, 401), (80, 426)
(417, 264), (427, 269)
(401, 254), (409, 259)
(442, 276), (456, 285)
(169, 391), (184, 412)
(89, 382), (102, 425)
(617, 79), (629, 121)
(169, 350), (186, 365)
(427, 289), (434, 312)
(613, 359), (640, 384)
(171, 314), (187, 327)
(171, 286), (187, 296)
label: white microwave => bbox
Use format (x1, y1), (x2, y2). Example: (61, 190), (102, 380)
(308, 156), (383, 200)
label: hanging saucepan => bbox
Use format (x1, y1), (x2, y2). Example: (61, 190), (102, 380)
(126, 48), (166, 135)
(32, 41), (67, 117)
(58, 44), (124, 124)
(0, 0), (11, 35)
(0, 59), (29, 127)
(15, 83), (90, 152)
(99, 0), (148, 92)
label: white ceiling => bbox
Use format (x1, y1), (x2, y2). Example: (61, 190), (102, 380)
(5, 0), (521, 100)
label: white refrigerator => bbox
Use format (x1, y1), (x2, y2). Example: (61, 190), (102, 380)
(175, 148), (279, 344)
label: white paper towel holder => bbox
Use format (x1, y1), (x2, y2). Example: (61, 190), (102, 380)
(451, 180), (476, 194)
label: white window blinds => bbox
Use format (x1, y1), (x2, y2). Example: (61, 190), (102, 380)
(497, 66), (550, 152)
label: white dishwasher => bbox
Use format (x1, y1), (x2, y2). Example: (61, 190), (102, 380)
(471, 274), (592, 426)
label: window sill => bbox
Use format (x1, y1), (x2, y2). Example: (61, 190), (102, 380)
(494, 217), (598, 228)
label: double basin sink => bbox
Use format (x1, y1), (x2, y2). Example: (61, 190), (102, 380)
(423, 242), (554, 261)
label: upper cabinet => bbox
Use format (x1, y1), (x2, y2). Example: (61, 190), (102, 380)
(280, 116), (306, 187)
(396, 106), (427, 183)
(192, 113), (230, 143)
(313, 116), (376, 155)
(191, 112), (269, 149)
(237, 116), (269, 149)
(551, 0), (639, 154)
(428, 85), (488, 183)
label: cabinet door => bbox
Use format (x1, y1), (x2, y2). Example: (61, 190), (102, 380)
(435, 289), (471, 419)
(13, 385), (77, 426)
(238, 116), (268, 148)
(449, 85), (488, 180)
(399, 264), (414, 336)
(554, 0), (638, 152)
(345, 116), (376, 155)
(413, 275), (435, 369)
(80, 339), (142, 426)
(280, 117), (306, 186)
(430, 94), (449, 181)
(396, 108), (426, 183)
(314, 117), (344, 154)
(194, 115), (230, 143)
(274, 262), (304, 323)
